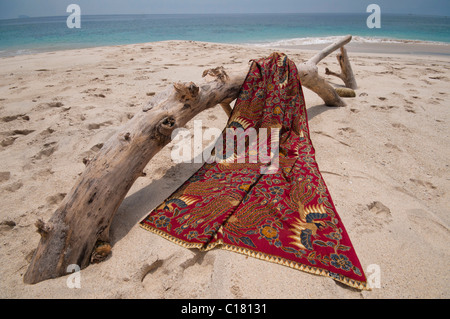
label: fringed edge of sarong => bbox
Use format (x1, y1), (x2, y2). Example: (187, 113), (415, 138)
(139, 222), (370, 291)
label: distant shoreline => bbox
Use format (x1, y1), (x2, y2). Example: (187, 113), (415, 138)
(1, 38), (449, 58)
(247, 36), (450, 56)
(272, 41), (450, 56)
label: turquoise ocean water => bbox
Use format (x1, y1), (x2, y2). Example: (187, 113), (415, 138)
(0, 13), (449, 56)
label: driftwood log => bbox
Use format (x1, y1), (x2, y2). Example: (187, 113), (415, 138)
(24, 35), (356, 284)
(325, 46), (358, 90)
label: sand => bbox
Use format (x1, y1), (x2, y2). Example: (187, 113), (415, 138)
(0, 40), (449, 299)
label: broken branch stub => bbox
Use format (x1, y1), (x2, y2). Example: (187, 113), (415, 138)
(299, 35), (354, 107)
(325, 46), (357, 89)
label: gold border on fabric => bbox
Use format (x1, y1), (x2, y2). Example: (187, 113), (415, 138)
(139, 222), (370, 291)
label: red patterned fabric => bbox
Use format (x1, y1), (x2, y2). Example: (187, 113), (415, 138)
(140, 52), (368, 290)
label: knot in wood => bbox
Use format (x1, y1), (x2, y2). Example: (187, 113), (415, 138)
(173, 82), (199, 102)
(82, 157), (91, 166)
(158, 116), (176, 136)
(91, 240), (112, 263)
(35, 219), (52, 238)
(202, 66), (229, 83)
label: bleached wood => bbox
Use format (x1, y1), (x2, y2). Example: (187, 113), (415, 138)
(23, 70), (246, 284)
(308, 35), (352, 65)
(325, 46), (358, 89)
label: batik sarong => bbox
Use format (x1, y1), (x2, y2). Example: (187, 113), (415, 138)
(140, 52), (368, 290)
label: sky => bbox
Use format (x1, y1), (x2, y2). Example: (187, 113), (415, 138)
(0, 0), (449, 19)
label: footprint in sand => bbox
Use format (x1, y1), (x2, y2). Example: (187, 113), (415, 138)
(354, 201), (393, 233)
(10, 129), (35, 136)
(46, 193), (67, 206)
(141, 251), (215, 297)
(391, 123), (410, 132)
(0, 171), (11, 183)
(1, 129), (35, 148)
(9, 86), (29, 93)
(33, 142), (58, 160)
(46, 101), (64, 108)
(337, 127), (358, 139)
(134, 76), (150, 81)
(31, 168), (54, 180)
(404, 105), (416, 114)
(370, 104), (396, 111)
(82, 88), (111, 98)
(427, 98), (440, 105)
(1, 114), (30, 122)
(409, 178), (437, 190)
(3, 181), (23, 192)
(385, 143), (402, 152)
(39, 127), (55, 137)
(230, 284), (244, 298)
(1, 137), (17, 147)
(338, 127), (356, 134)
(0, 220), (16, 232)
(369, 97), (399, 111)
(87, 121), (113, 130)
(390, 92), (405, 98)
(90, 77), (104, 83)
(368, 201), (393, 224)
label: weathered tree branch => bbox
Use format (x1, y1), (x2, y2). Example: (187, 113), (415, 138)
(24, 36), (356, 284)
(325, 46), (357, 89)
(23, 69), (246, 284)
(308, 35), (352, 65)
(299, 35), (353, 107)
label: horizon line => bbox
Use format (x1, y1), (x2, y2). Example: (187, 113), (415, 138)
(1, 11), (449, 21)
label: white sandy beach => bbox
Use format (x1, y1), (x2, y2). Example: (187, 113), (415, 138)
(0, 40), (449, 298)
